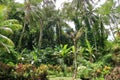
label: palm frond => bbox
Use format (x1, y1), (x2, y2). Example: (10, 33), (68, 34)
(0, 27), (13, 35)
(0, 42), (10, 53)
(0, 34), (14, 47)
(75, 27), (84, 41)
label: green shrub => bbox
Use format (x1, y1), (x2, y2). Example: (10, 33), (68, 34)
(105, 67), (120, 80)
(0, 62), (48, 80)
(0, 62), (14, 80)
(14, 63), (48, 80)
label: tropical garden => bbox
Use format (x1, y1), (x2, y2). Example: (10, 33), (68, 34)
(0, 0), (120, 80)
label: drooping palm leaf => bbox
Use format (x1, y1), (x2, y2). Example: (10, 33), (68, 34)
(0, 27), (13, 35)
(1, 19), (22, 31)
(0, 34), (14, 53)
(0, 34), (14, 47)
(75, 27), (84, 41)
(0, 42), (11, 53)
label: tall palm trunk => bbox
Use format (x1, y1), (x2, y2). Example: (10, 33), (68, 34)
(18, 0), (30, 49)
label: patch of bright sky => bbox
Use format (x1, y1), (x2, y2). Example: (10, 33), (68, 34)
(15, 0), (24, 3)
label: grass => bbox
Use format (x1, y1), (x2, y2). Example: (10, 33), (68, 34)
(49, 77), (81, 80)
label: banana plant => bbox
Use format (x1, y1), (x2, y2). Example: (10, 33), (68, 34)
(85, 39), (95, 62)
(59, 44), (72, 57)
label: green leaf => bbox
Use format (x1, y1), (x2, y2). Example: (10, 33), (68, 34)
(60, 44), (72, 57)
(97, 0), (113, 15)
(86, 39), (92, 54)
(0, 5), (8, 20)
(115, 6), (120, 13)
(5, 24), (22, 31)
(1, 19), (22, 31)
(0, 42), (10, 53)
(0, 27), (13, 35)
(0, 34), (14, 47)
(75, 27), (84, 41)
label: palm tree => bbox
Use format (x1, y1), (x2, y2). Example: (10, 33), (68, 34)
(0, 5), (22, 53)
(62, 0), (112, 79)
(18, 0), (46, 49)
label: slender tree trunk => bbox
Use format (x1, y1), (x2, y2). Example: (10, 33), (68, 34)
(73, 40), (77, 80)
(18, 0), (30, 49)
(38, 20), (43, 48)
(17, 23), (26, 49)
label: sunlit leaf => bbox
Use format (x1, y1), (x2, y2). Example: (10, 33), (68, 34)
(0, 5), (8, 20)
(0, 34), (14, 47)
(0, 42), (10, 53)
(0, 27), (13, 35)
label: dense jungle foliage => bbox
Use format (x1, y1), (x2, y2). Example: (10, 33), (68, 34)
(0, 0), (120, 80)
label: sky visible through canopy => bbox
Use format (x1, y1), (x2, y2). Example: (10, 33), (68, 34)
(15, 0), (114, 40)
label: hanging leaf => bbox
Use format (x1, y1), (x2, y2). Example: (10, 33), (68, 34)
(0, 34), (14, 47)
(75, 27), (84, 41)
(0, 42), (11, 53)
(0, 27), (13, 35)
(1, 19), (22, 31)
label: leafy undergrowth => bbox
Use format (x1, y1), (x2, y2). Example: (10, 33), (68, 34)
(49, 77), (80, 80)
(0, 62), (48, 80)
(105, 66), (120, 80)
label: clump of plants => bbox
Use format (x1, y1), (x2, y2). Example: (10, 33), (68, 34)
(105, 66), (120, 80)
(0, 62), (48, 80)
(14, 63), (48, 80)
(0, 62), (14, 80)
(104, 46), (120, 80)
(47, 64), (73, 77)
(112, 45), (120, 65)
(77, 56), (112, 80)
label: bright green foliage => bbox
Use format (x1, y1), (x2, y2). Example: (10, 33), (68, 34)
(0, 0), (120, 80)
(0, 19), (22, 52)
(0, 5), (8, 20)
(97, 0), (113, 15)
(59, 44), (72, 57)
(0, 4), (22, 52)
(0, 27), (13, 36)
(0, 34), (14, 52)
(1, 19), (22, 31)
(85, 39), (95, 62)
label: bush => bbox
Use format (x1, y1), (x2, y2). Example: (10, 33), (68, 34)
(77, 57), (112, 79)
(105, 67), (120, 80)
(0, 62), (14, 80)
(0, 62), (48, 80)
